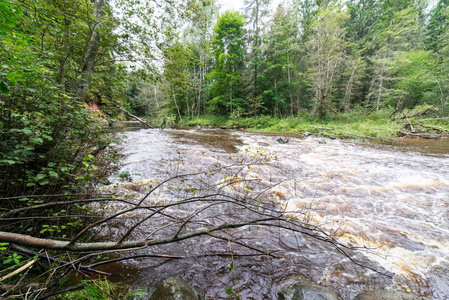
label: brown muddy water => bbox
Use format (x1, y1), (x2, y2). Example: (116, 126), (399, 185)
(93, 123), (449, 299)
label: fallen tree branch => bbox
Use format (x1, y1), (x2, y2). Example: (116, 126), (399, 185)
(0, 218), (276, 251)
(392, 108), (432, 120)
(366, 104), (380, 116)
(207, 233), (280, 259)
(0, 198), (134, 219)
(86, 252), (274, 269)
(0, 283), (40, 293)
(117, 107), (154, 129)
(0, 193), (112, 201)
(9, 244), (106, 275)
(0, 259), (36, 282)
(403, 113), (414, 132)
(397, 131), (441, 139)
(36, 284), (84, 300)
(419, 124), (448, 133)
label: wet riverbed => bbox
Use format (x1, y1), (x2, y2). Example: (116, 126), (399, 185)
(96, 124), (449, 299)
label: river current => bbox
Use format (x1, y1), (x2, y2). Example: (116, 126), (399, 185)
(96, 123), (449, 299)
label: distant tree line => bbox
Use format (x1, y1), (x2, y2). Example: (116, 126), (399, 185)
(125, 0), (449, 119)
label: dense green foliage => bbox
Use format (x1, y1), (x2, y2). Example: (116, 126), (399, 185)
(125, 0), (449, 123)
(0, 0), (122, 197)
(182, 107), (402, 139)
(0, 0), (212, 197)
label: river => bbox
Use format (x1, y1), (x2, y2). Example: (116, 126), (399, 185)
(95, 123), (449, 299)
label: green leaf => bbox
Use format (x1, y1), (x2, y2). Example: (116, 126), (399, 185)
(226, 287), (234, 295)
(38, 179), (50, 185)
(225, 287), (238, 297)
(1, 159), (16, 165)
(35, 173), (46, 180)
(6, 72), (23, 83)
(31, 137), (44, 144)
(0, 242), (9, 251)
(49, 171), (58, 178)
(0, 80), (10, 94)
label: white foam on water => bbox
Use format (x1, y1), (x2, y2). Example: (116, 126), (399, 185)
(236, 132), (449, 297)
(108, 129), (449, 298)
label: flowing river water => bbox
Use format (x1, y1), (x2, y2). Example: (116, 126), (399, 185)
(95, 123), (449, 299)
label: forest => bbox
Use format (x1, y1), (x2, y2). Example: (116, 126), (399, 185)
(124, 0), (449, 122)
(0, 0), (448, 298)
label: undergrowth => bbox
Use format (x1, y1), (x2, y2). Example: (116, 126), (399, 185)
(176, 108), (404, 140)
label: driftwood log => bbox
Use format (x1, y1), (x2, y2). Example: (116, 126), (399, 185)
(389, 107), (448, 138)
(391, 108), (436, 120)
(397, 131), (441, 139)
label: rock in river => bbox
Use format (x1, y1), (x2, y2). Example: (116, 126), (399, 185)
(148, 277), (199, 300)
(277, 137), (290, 144)
(277, 276), (340, 300)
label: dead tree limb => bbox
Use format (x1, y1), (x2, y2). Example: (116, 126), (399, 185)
(117, 107), (154, 128)
(0, 198), (133, 219)
(397, 131), (441, 139)
(0, 218), (276, 251)
(0, 260), (36, 282)
(392, 108), (433, 120)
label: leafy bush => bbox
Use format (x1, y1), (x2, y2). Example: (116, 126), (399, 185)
(0, 0), (122, 197)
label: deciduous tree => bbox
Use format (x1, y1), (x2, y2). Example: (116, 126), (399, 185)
(208, 11), (246, 115)
(308, 1), (349, 117)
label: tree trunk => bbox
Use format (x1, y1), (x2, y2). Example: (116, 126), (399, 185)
(173, 89), (182, 121)
(57, 17), (72, 87)
(154, 84), (160, 110)
(197, 60), (202, 117)
(376, 16), (393, 113)
(75, 0), (105, 102)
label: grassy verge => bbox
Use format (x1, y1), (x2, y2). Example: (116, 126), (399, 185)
(179, 108), (403, 141)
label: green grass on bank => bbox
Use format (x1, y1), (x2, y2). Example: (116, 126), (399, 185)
(144, 105), (449, 141)
(177, 108), (403, 141)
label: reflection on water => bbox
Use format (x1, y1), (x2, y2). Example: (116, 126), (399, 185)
(100, 127), (449, 299)
(398, 138), (449, 156)
(168, 128), (244, 153)
(117, 121), (146, 132)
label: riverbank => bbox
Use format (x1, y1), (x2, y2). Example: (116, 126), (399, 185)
(155, 107), (449, 142)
